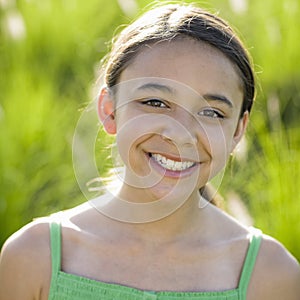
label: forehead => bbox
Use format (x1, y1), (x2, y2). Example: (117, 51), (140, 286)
(118, 38), (243, 108)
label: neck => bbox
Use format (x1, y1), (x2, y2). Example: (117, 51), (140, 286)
(110, 187), (210, 245)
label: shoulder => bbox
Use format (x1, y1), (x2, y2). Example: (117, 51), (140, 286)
(1, 217), (52, 257)
(0, 218), (52, 300)
(248, 233), (300, 300)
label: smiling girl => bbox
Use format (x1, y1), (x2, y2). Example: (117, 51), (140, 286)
(0, 3), (299, 300)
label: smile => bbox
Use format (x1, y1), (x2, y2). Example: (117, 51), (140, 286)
(149, 153), (196, 171)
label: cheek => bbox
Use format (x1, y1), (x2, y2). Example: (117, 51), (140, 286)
(202, 124), (233, 154)
(201, 125), (234, 178)
(115, 113), (165, 167)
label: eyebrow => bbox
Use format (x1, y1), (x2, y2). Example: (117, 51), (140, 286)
(203, 94), (233, 108)
(136, 83), (175, 94)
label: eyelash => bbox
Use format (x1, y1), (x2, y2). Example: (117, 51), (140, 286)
(198, 108), (225, 119)
(141, 98), (169, 108)
(140, 99), (225, 119)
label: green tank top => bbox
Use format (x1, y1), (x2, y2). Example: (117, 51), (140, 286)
(48, 220), (262, 300)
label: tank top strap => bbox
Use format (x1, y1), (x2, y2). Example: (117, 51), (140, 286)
(238, 227), (262, 299)
(49, 215), (62, 277)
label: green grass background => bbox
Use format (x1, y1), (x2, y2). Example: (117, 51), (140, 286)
(1, 0), (300, 261)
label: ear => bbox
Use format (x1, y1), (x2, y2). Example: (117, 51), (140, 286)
(97, 87), (116, 134)
(231, 111), (249, 153)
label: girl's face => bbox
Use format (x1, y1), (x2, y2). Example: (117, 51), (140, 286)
(100, 38), (248, 203)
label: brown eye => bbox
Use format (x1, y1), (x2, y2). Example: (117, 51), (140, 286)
(142, 99), (169, 108)
(198, 108), (224, 119)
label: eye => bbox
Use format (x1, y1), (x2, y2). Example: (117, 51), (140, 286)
(198, 108), (224, 119)
(141, 98), (169, 108)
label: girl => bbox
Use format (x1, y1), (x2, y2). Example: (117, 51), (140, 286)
(0, 3), (299, 300)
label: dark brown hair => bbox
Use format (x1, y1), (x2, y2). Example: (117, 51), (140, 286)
(103, 3), (255, 116)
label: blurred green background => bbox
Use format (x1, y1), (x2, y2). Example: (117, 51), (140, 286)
(0, 0), (299, 261)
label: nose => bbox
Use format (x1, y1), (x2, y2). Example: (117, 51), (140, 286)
(160, 108), (199, 147)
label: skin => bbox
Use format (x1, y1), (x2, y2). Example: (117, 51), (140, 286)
(109, 39), (247, 202)
(0, 38), (299, 300)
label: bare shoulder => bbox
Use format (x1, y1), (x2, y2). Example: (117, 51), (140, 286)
(0, 218), (52, 300)
(248, 233), (300, 300)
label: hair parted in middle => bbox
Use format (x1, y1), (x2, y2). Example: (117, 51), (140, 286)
(102, 3), (255, 117)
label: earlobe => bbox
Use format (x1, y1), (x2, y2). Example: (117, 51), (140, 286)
(231, 111), (249, 152)
(97, 87), (116, 134)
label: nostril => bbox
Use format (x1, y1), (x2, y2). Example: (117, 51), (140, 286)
(160, 131), (198, 147)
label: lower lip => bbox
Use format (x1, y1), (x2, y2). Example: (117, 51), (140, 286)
(147, 153), (199, 179)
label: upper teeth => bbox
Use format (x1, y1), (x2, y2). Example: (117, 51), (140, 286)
(151, 153), (195, 171)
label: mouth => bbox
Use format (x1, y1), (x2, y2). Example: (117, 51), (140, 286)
(149, 153), (196, 172)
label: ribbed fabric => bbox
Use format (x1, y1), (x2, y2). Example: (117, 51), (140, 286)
(48, 219), (262, 300)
